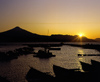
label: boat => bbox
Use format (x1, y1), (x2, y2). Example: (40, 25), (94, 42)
(49, 48), (61, 50)
(53, 65), (80, 77)
(53, 65), (86, 82)
(34, 48), (56, 58)
(26, 67), (54, 82)
(0, 76), (10, 82)
(80, 61), (93, 72)
(91, 60), (100, 71)
(91, 60), (100, 81)
(91, 60), (100, 66)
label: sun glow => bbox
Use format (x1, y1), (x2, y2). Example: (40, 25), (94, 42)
(79, 33), (83, 37)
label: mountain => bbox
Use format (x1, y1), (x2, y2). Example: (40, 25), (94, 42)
(0, 26), (95, 42)
(0, 26), (52, 42)
(95, 38), (100, 42)
(51, 35), (95, 42)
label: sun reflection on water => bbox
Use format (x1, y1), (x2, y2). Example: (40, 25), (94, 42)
(77, 49), (85, 71)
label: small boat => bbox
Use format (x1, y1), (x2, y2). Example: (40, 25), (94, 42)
(26, 67), (54, 82)
(53, 65), (85, 82)
(91, 60), (100, 66)
(80, 61), (93, 72)
(34, 49), (55, 58)
(53, 65), (80, 77)
(49, 48), (61, 50)
(91, 60), (100, 71)
(91, 60), (100, 81)
(0, 76), (10, 82)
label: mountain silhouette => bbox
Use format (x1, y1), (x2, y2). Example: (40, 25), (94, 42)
(95, 38), (100, 42)
(51, 35), (95, 42)
(0, 26), (51, 42)
(1, 26), (38, 36)
(0, 26), (95, 42)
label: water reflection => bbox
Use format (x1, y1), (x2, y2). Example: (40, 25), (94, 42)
(78, 49), (84, 61)
(78, 49), (84, 54)
(0, 44), (100, 82)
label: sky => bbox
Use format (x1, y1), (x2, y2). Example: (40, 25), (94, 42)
(0, 0), (100, 39)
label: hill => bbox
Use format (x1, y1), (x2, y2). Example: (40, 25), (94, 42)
(51, 35), (95, 42)
(0, 26), (95, 42)
(0, 26), (52, 42)
(95, 38), (100, 42)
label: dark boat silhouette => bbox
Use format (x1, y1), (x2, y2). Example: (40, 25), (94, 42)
(53, 65), (85, 82)
(91, 60), (100, 71)
(80, 61), (93, 72)
(26, 67), (54, 82)
(91, 60), (100, 82)
(34, 47), (55, 58)
(49, 47), (61, 50)
(80, 61), (100, 82)
(53, 65), (80, 77)
(53, 65), (94, 82)
(0, 76), (10, 82)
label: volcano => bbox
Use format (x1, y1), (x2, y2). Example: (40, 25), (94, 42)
(0, 26), (50, 42)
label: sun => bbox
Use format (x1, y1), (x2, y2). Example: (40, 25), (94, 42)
(79, 34), (83, 37)
(79, 33), (83, 37)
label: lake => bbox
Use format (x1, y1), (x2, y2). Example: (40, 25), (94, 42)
(0, 42), (100, 82)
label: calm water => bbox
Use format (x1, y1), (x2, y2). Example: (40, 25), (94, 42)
(0, 42), (100, 82)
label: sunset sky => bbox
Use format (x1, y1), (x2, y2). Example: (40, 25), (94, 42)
(0, 0), (100, 39)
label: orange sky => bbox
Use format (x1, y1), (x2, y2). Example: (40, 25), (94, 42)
(0, 0), (100, 39)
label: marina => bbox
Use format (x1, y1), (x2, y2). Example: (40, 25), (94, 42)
(0, 42), (100, 82)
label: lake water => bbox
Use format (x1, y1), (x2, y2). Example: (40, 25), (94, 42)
(0, 42), (100, 82)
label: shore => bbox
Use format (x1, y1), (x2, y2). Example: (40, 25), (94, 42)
(65, 43), (100, 52)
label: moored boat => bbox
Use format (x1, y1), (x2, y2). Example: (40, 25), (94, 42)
(53, 65), (78, 77)
(53, 65), (86, 82)
(49, 48), (61, 50)
(0, 76), (10, 82)
(34, 49), (56, 58)
(80, 61), (93, 72)
(26, 67), (54, 82)
(91, 60), (100, 71)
